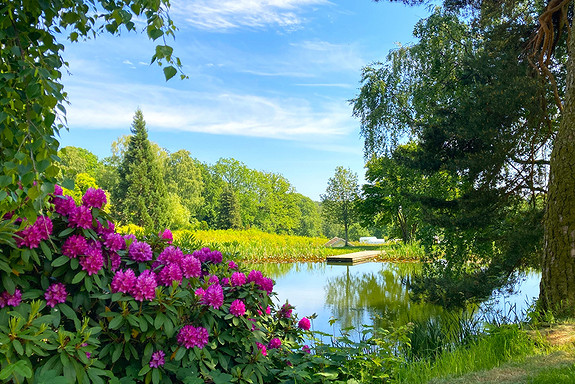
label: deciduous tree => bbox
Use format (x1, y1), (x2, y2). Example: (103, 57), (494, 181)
(321, 167), (360, 246)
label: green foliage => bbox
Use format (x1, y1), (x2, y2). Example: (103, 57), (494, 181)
(0, 187), (309, 383)
(0, 0), (184, 245)
(58, 146), (101, 181)
(113, 109), (169, 231)
(217, 186), (242, 230)
(164, 150), (204, 218)
(528, 364), (575, 384)
(321, 167), (360, 245)
(352, 8), (552, 306)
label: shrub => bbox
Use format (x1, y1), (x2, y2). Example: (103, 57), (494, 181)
(0, 186), (307, 383)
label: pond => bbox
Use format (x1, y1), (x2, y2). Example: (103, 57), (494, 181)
(253, 262), (541, 336)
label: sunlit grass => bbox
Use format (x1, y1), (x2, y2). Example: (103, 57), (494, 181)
(173, 229), (422, 263)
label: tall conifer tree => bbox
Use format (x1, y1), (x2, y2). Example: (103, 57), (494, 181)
(113, 109), (169, 230)
(217, 186), (242, 230)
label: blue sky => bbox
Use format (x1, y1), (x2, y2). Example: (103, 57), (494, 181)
(59, 0), (432, 200)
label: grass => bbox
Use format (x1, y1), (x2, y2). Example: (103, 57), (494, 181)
(394, 325), (545, 384)
(173, 228), (423, 263)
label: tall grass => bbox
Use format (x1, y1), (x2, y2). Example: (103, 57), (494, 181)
(173, 228), (397, 263)
(395, 324), (543, 383)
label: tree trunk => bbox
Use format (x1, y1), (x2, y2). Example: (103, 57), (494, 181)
(540, 24), (575, 315)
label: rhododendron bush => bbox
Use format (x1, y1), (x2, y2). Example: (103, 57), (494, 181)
(0, 187), (309, 383)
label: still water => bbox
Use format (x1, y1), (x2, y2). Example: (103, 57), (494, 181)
(255, 262), (541, 335)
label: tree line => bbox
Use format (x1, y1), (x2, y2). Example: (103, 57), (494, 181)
(57, 109), (373, 240)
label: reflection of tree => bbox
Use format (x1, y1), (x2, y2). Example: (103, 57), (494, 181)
(249, 262), (326, 280)
(324, 263), (445, 330)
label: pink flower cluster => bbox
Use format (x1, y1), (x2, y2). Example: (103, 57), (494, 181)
(160, 229), (173, 243)
(298, 317), (311, 331)
(62, 234), (89, 258)
(69, 206), (93, 228)
(111, 269), (157, 301)
(82, 188), (107, 209)
(268, 337), (281, 350)
(177, 325), (209, 349)
(149, 350), (165, 368)
(192, 247), (222, 264)
(79, 242), (104, 275)
(202, 284), (223, 309)
(129, 241), (153, 262)
(256, 342), (267, 356)
(45, 283), (67, 307)
(0, 289), (22, 308)
(247, 270), (274, 294)
(277, 303), (293, 319)
(155, 246), (202, 286)
(230, 272), (246, 287)
(15, 216), (53, 249)
(229, 299), (246, 317)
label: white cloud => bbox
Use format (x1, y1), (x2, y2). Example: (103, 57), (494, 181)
(64, 79), (356, 141)
(171, 0), (330, 31)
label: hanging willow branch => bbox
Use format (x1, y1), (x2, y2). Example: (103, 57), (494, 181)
(530, 0), (571, 112)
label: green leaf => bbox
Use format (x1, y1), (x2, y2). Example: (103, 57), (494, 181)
(138, 365), (151, 376)
(13, 359), (32, 378)
(109, 316), (124, 330)
(52, 255), (69, 267)
(148, 28), (163, 41)
(163, 66), (177, 81)
(40, 241), (52, 260)
(58, 227), (75, 237)
(13, 339), (24, 355)
(71, 271), (86, 284)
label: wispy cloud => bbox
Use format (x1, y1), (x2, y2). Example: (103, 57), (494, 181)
(171, 0), (330, 31)
(64, 79), (356, 141)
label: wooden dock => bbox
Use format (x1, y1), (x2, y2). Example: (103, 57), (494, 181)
(326, 250), (382, 265)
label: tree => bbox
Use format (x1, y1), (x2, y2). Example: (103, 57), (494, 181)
(293, 194), (323, 237)
(58, 146), (101, 181)
(164, 149), (204, 218)
(217, 185), (242, 230)
(353, 7), (551, 306)
(321, 167), (360, 246)
(0, 0), (183, 244)
(113, 109), (169, 230)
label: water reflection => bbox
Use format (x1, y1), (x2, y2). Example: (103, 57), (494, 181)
(250, 262), (540, 336)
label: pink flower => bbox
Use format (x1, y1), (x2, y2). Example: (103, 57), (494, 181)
(158, 263), (183, 286)
(82, 188), (107, 209)
(15, 216), (52, 249)
(62, 234), (89, 258)
(229, 299), (246, 317)
(69, 206), (93, 228)
(278, 303), (293, 319)
(177, 325), (209, 349)
(96, 220), (115, 236)
(131, 270), (157, 301)
(268, 338), (281, 350)
(259, 277), (274, 294)
(248, 270), (263, 284)
(108, 252), (121, 271)
(149, 350), (165, 368)
(53, 195), (76, 216)
(157, 246), (184, 266)
(230, 272), (246, 287)
(54, 185), (63, 196)
(194, 287), (205, 298)
(202, 284), (223, 309)
(208, 275), (219, 285)
(298, 317), (311, 331)
(256, 342), (267, 356)
(0, 289), (22, 308)
(45, 283), (67, 307)
(80, 243), (104, 275)
(228, 260), (238, 270)
(129, 241), (152, 262)
(208, 250), (222, 264)
(160, 229), (173, 244)
(103, 233), (125, 252)
(111, 269), (137, 293)
(265, 306), (271, 315)
(181, 255), (201, 278)
(302, 345), (311, 354)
